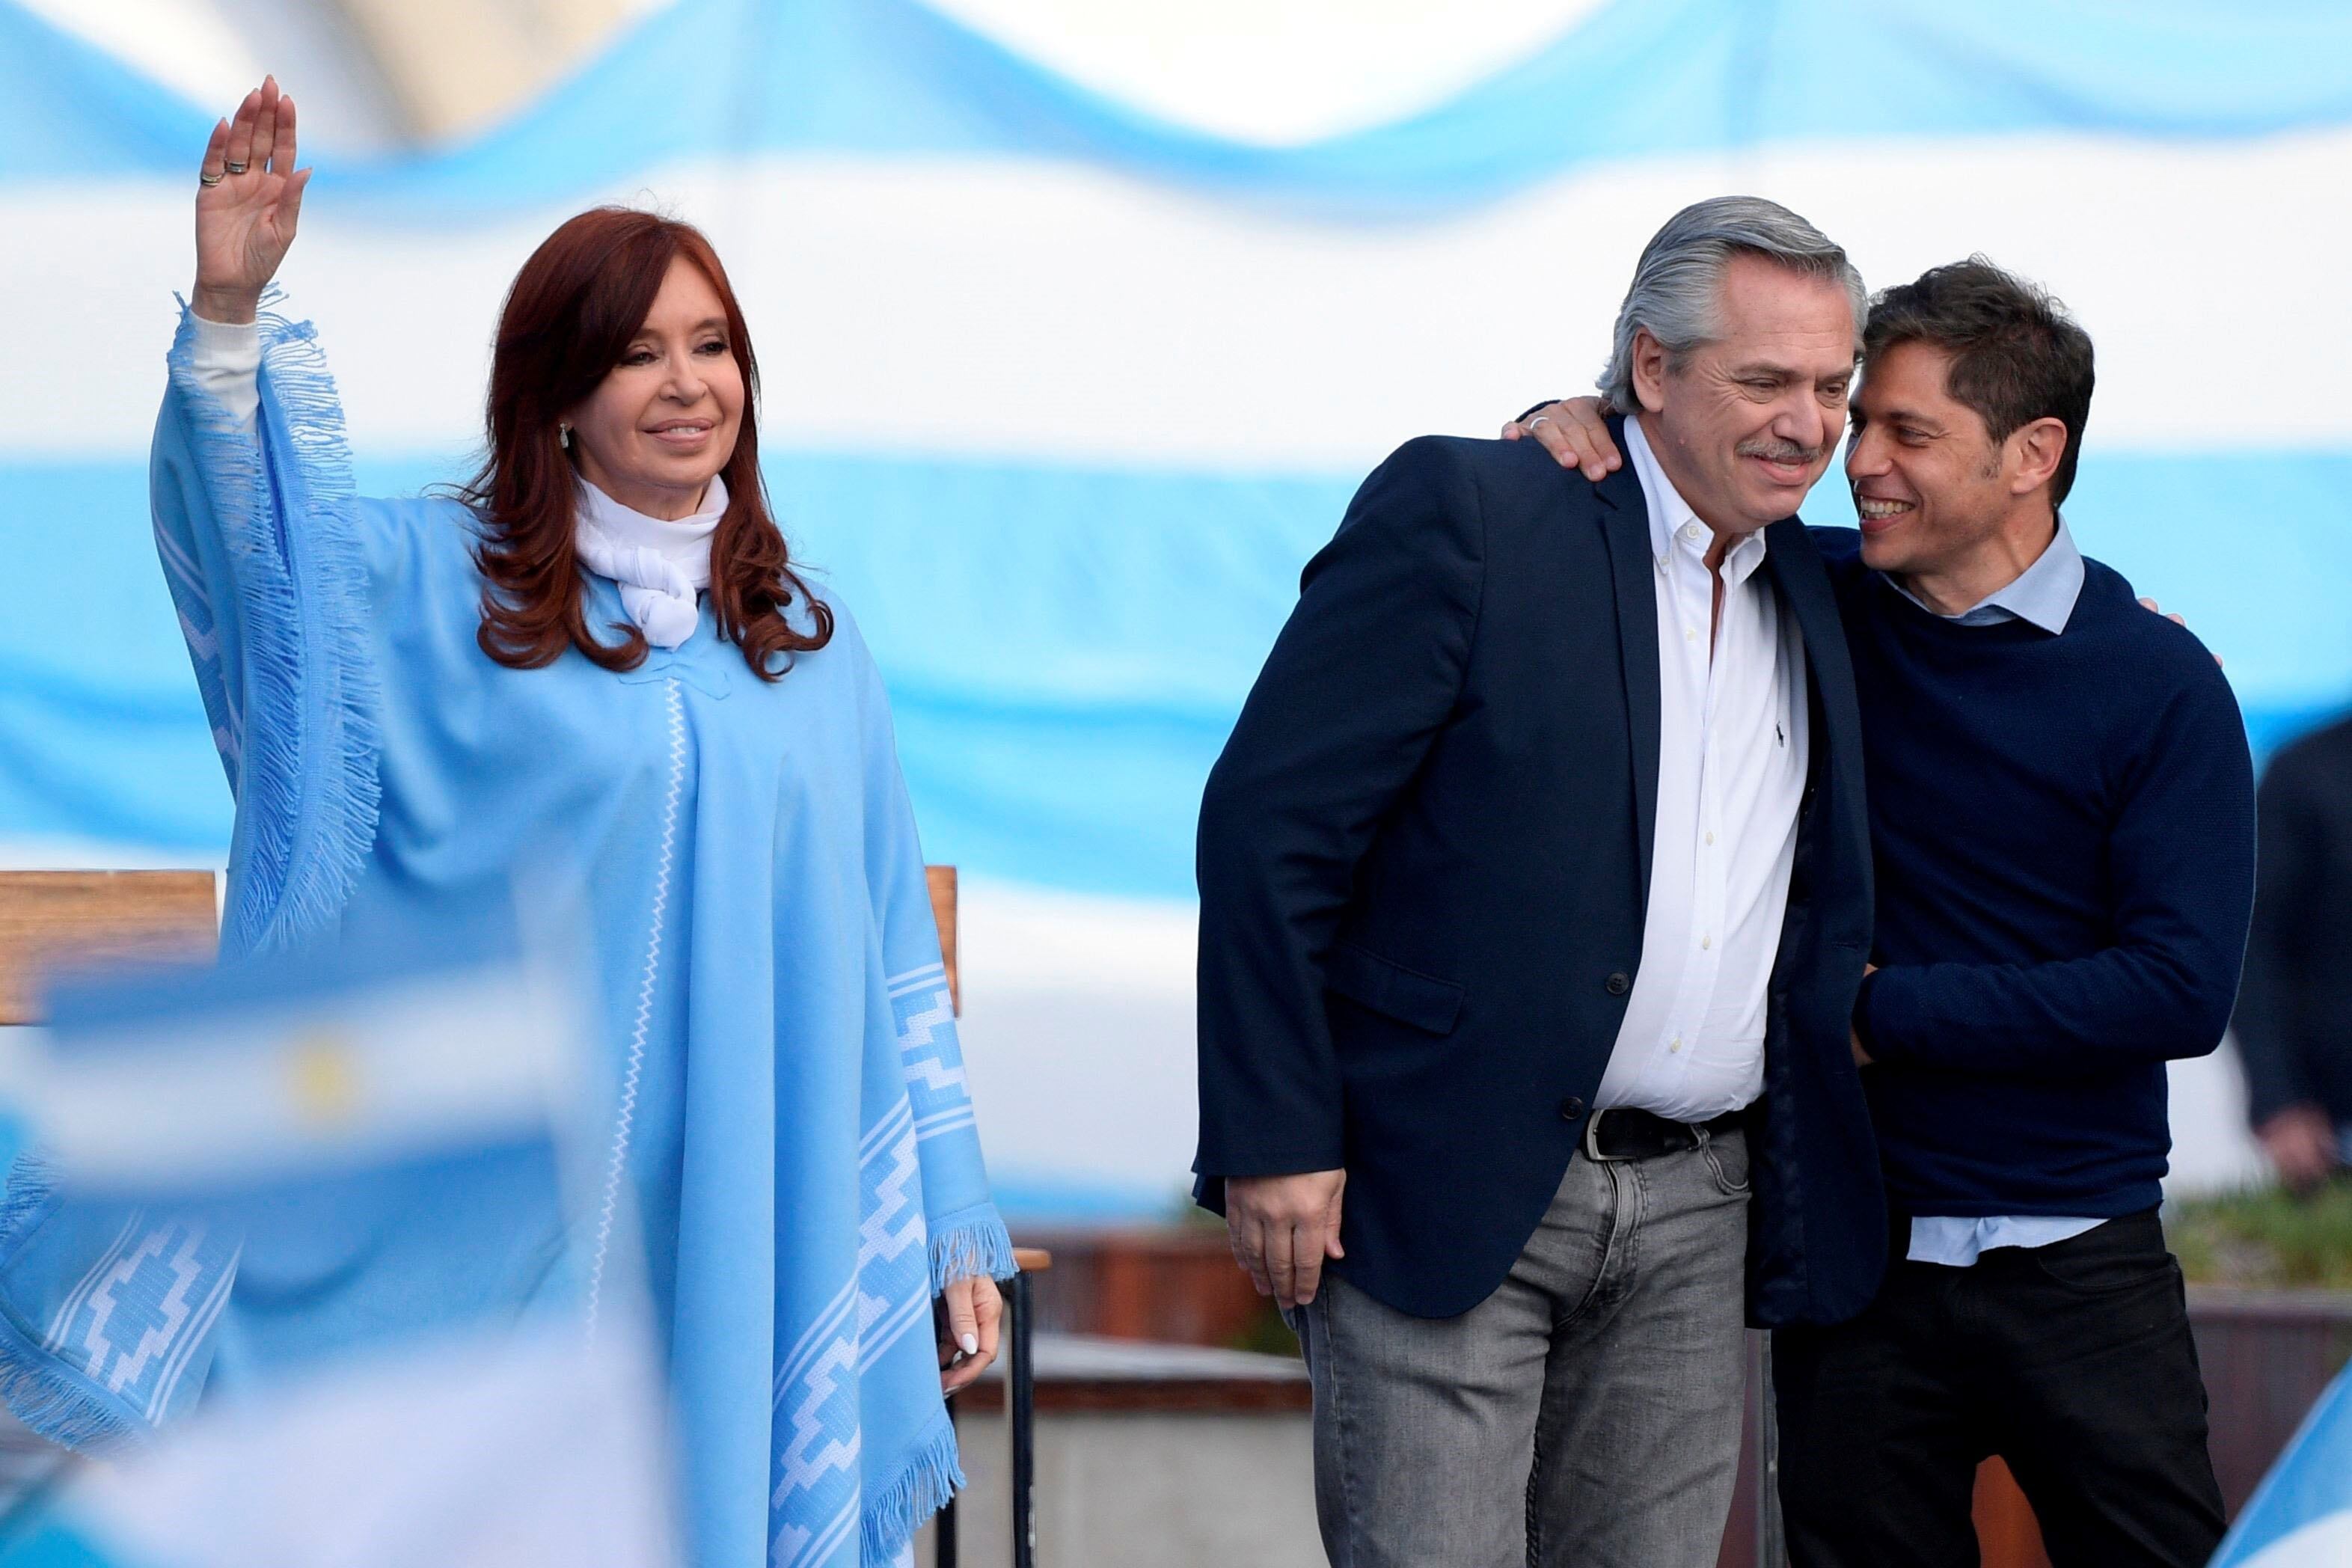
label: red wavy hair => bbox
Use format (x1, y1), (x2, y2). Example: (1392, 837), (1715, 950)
(462, 207), (831, 678)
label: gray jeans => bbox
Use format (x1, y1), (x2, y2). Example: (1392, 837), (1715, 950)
(1289, 1127), (1752, 1568)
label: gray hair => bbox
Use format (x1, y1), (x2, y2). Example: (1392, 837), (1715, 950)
(1598, 197), (1867, 411)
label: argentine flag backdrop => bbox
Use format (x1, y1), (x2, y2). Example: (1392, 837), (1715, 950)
(3, 0), (2348, 1215)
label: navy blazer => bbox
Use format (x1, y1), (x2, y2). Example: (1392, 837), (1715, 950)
(1194, 426), (1885, 1324)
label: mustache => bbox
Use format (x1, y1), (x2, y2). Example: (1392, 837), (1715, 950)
(1736, 437), (1824, 465)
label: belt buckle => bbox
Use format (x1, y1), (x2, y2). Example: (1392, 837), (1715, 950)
(1583, 1107), (1623, 1163)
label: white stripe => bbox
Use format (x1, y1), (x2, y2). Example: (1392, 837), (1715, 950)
(31, 973), (569, 1188)
(885, 963), (948, 996)
(587, 676), (685, 1330)
(781, 1501), (862, 1568)
(150, 523), (205, 591)
(773, 1280), (860, 1403)
(43, 1213), (141, 1353)
(142, 1238), (239, 1424)
(925, 0), (1610, 144)
(857, 1097), (916, 1166)
(7, 129), (2352, 465)
(174, 609), (218, 664)
(857, 1286), (934, 1373)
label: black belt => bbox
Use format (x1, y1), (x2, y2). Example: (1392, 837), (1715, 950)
(1584, 1106), (1743, 1163)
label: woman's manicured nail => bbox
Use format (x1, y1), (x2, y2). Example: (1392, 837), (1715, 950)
(960, 1333), (979, 1355)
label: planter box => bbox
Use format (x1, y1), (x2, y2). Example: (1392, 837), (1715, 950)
(1005, 1231), (2352, 1567)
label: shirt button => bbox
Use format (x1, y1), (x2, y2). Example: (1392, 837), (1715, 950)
(1670, 1037), (1683, 1053)
(1682, 522), (1704, 542)
(1685, 628), (1699, 643)
(1605, 972), (1631, 996)
(1706, 831), (1715, 845)
(1702, 934), (1713, 951)
(1558, 1097), (1585, 1122)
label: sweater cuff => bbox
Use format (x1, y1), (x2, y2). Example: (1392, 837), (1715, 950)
(186, 310), (262, 362)
(183, 308), (263, 427)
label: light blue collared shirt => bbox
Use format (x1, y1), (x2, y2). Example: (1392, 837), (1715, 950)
(1886, 517), (2086, 634)
(1881, 519), (2106, 1267)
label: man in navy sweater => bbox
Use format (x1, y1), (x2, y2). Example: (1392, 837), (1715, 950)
(1513, 260), (2255, 1567)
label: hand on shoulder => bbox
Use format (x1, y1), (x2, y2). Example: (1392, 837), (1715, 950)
(1499, 397), (1623, 483)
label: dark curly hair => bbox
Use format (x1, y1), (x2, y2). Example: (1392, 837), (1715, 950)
(1864, 257), (2095, 504)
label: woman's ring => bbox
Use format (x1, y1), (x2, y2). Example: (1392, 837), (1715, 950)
(223, 159), (249, 175)
(1528, 414), (1554, 432)
(199, 171), (224, 187)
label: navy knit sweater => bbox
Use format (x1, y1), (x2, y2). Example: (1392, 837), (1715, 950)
(1819, 529), (2258, 1218)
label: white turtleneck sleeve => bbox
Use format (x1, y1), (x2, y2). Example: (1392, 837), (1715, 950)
(184, 311), (262, 427)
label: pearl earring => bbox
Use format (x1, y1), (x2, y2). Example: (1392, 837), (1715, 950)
(558, 424), (572, 449)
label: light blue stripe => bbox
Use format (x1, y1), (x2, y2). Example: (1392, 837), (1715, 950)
(2, 447), (2346, 895)
(0, 1519), (143, 1567)
(2210, 1365), (2352, 1565)
(6, 0), (2352, 212)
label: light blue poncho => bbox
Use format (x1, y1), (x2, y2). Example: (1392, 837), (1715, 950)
(0, 301), (1012, 1566)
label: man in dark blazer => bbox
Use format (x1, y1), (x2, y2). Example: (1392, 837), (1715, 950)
(1193, 197), (1884, 1567)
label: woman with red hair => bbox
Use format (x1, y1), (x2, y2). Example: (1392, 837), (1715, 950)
(9, 79), (1011, 1567)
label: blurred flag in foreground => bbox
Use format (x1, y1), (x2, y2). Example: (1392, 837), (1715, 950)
(0, 903), (678, 1566)
(2208, 1363), (2352, 1567)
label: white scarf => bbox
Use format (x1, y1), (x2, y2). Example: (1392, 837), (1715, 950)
(572, 474), (727, 649)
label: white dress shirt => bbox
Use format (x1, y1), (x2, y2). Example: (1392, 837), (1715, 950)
(1592, 417), (1810, 1121)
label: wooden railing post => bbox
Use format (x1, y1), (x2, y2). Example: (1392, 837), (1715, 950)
(0, 871), (218, 1025)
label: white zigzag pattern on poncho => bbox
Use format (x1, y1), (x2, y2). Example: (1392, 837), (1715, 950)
(888, 966), (970, 1145)
(856, 1106), (930, 1368)
(768, 1087), (934, 1567)
(42, 1216), (239, 1430)
(768, 1276), (863, 1568)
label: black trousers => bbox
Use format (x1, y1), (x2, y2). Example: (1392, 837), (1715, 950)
(1774, 1207), (2225, 1568)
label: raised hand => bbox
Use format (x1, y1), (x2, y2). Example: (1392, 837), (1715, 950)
(192, 77), (311, 325)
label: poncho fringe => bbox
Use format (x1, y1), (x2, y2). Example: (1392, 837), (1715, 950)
(928, 1207), (1017, 1294)
(0, 1154), (144, 1453)
(863, 1416), (965, 1564)
(165, 291), (382, 959)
